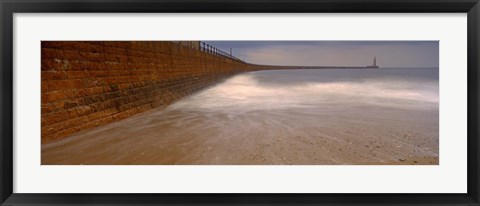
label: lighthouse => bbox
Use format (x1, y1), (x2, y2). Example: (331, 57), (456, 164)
(366, 56), (379, 68)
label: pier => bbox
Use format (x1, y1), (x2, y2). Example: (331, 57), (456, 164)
(41, 41), (378, 143)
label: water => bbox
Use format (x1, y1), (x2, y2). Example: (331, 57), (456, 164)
(172, 68), (438, 113)
(42, 68), (439, 165)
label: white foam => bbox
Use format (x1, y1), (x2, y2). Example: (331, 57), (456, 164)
(168, 72), (439, 113)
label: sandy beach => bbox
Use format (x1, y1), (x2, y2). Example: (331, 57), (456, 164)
(42, 107), (438, 165)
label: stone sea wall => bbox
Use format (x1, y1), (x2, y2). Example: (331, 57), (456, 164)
(41, 41), (255, 143)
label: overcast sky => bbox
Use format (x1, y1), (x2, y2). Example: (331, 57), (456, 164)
(204, 41), (439, 67)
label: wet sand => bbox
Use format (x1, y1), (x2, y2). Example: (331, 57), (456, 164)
(42, 69), (439, 165)
(41, 103), (439, 165)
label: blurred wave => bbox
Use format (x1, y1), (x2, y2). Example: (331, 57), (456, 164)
(169, 68), (439, 113)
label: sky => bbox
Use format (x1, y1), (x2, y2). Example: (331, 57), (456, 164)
(204, 41), (439, 67)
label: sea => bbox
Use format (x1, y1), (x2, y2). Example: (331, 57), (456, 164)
(42, 68), (439, 165)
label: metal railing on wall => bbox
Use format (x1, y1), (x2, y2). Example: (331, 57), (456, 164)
(200, 42), (244, 63)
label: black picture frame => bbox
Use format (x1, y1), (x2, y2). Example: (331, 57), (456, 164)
(1, 0), (479, 205)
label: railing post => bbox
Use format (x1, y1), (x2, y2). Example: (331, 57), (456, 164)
(198, 42), (245, 63)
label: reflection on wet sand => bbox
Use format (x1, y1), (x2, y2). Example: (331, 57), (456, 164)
(42, 68), (439, 165)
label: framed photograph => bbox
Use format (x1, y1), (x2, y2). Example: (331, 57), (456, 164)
(1, 0), (479, 205)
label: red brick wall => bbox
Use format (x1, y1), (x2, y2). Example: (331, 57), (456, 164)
(41, 41), (254, 143)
